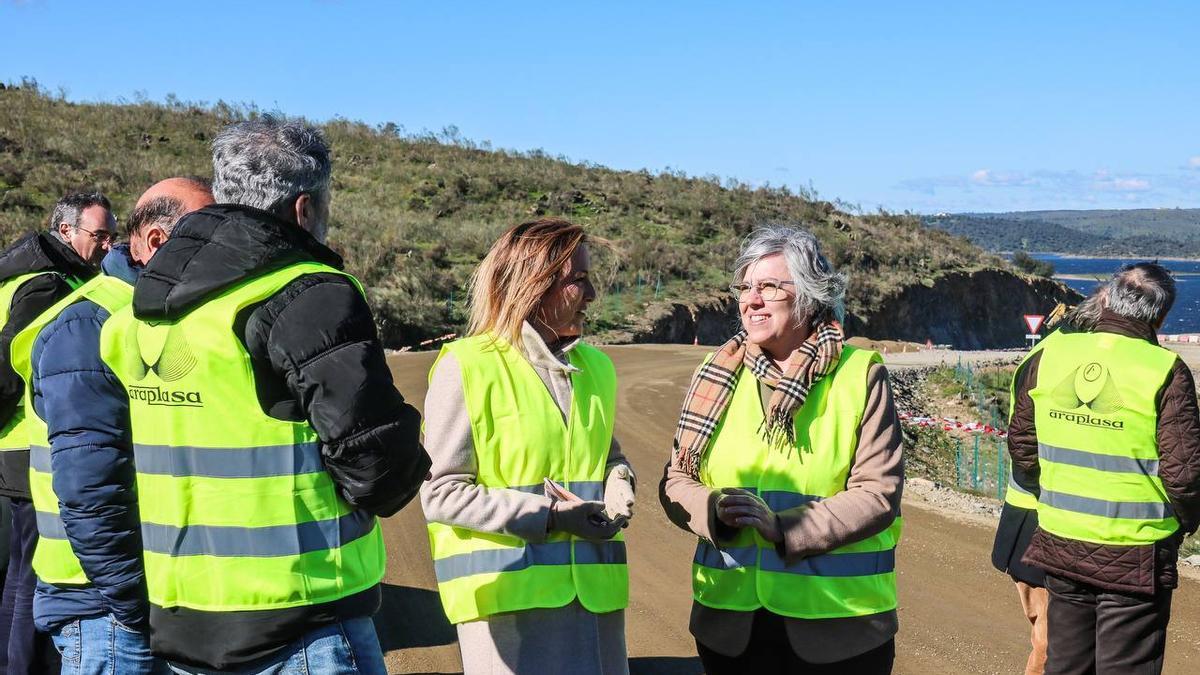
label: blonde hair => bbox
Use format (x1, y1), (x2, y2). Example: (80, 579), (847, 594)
(468, 218), (589, 351)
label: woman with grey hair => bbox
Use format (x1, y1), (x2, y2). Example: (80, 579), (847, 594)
(659, 224), (903, 673)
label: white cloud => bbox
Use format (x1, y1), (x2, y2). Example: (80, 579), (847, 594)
(1116, 178), (1150, 191)
(968, 169), (1034, 187)
(1188, 156), (1200, 169)
(968, 169), (991, 185)
(1092, 171), (1150, 192)
(892, 164), (1190, 211)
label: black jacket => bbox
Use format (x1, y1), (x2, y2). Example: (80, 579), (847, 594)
(132, 204), (430, 668)
(0, 231), (96, 499)
(991, 502), (1046, 586)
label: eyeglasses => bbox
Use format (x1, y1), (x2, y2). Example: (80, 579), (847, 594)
(75, 225), (116, 245)
(729, 278), (796, 301)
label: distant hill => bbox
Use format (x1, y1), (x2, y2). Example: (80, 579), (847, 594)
(990, 208), (1200, 242)
(924, 209), (1200, 258)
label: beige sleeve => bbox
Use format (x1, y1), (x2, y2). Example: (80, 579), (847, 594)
(657, 360), (724, 543)
(776, 362), (904, 560)
(658, 459), (732, 544)
(418, 353), (553, 542)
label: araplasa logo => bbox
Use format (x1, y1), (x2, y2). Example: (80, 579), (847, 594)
(124, 323), (203, 407)
(1047, 362), (1125, 429)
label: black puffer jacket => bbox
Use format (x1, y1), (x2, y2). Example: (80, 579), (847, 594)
(132, 204), (430, 669)
(0, 231), (96, 498)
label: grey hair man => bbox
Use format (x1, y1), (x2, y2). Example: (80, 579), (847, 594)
(1007, 262), (1200, 674)
(1103, 262), (1176, 328)
(212, 118), (331, 242)
(992, 283), (1108, 675)
(119, 117), (429, 672)
(0, 191), (112, 672)
(48, 192), (117, 267)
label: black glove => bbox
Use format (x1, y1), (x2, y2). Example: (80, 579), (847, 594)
(549, 500), (621, 540)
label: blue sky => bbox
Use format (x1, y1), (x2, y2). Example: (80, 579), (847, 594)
(2, 1), (1198, 213)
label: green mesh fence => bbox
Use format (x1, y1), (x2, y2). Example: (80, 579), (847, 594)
(949, 360), (1010, 498)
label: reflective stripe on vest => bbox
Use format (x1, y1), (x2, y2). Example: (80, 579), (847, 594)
(695, 543), (897, 576)
(425, 334), (628, 624)
(693, 346), (901, 619)
(434, 539), (628, 581)
(1029, 331), (1178, 546)
(99, 262), (385, 612)
(10, 275), (131, 585)
(0, 272), (82, 453)
(132, 442), (323, 478)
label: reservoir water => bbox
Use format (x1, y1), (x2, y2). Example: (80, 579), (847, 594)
(1025, 253), (1200, 335)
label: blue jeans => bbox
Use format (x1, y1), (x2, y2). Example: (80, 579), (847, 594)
(51, 613), (167, 675)
(166, 618), (386, 675)
(1, 498), (59, 673)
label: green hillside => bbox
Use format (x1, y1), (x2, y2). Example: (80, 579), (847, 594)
(925, 214), (1107, 254)
(0, 81), (998, 347)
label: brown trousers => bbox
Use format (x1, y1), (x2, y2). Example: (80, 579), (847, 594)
(1016, 581), (1049, 675)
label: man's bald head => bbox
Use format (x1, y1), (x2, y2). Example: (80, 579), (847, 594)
(134, 176), (214, 214)
(127, 177), (214, 265)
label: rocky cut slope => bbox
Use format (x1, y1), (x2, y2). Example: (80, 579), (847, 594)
(847, 269), (1080, 348)
(619, 269), (1080, 349)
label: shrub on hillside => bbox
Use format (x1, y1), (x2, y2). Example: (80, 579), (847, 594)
(1011, 251), (1055, 278)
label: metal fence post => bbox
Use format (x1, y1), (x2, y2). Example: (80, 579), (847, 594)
(973, 435), (980, 490)
(955, 438), (962, 487)
(997, 440), (1004, 499)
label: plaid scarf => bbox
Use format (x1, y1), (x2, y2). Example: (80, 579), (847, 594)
(671, 321), (845, 478)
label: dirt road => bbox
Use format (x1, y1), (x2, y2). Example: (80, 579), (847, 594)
(377, 344), (1200, 674)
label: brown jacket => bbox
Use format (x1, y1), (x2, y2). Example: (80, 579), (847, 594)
(659, 362), (904, 663)
(1010, 311), (1200, 594)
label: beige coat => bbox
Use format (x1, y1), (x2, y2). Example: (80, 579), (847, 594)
(659, 362), (904, 663)
(421, 323), (631, 675)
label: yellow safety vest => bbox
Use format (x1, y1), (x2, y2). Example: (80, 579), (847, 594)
(10, 275), (133, 585)
(0, 272), (83, 453)
(99, 262), (385, 612)
(425, 334), (628, 624)
(693, 346), (901, 619)
(1030, 331), (1178, 546)
(1003, 335), (1053, 511)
